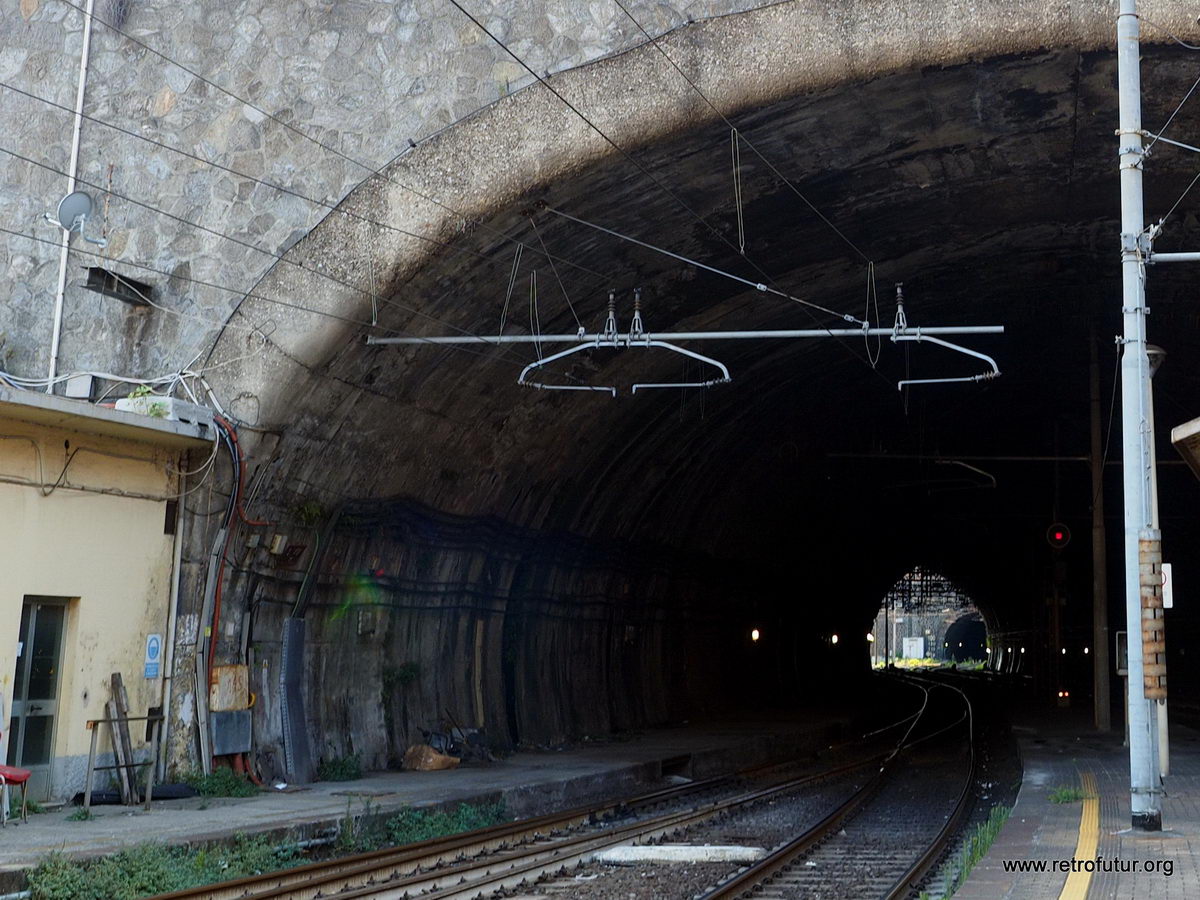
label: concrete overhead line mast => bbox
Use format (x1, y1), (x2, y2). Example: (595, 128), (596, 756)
(1117, 0), (1175, 832)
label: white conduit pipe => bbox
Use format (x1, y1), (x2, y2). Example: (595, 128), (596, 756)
(47, 0), (97, 391)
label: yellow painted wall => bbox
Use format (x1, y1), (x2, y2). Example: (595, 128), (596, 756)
(0, 417), (179, 798)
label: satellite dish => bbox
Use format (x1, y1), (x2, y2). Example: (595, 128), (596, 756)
(56, 191), (93, 231)
(54, 191), (107, 247)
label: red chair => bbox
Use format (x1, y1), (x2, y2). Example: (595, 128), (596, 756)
(0, 766), (30, 825)
(0, 729), (31, 825)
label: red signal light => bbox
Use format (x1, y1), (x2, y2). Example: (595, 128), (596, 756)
(1046, 523), (1071, 549)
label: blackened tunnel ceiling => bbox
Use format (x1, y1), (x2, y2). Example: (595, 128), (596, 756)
(231, 46), (1200, 650)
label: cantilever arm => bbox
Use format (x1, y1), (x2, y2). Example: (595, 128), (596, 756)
(518, 342), (618, 396)
(517, 338), (732, 397)
(630, 341), (731, 394)
(891, 332), (1000, 391)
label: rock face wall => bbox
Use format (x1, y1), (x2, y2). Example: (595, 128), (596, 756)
(221, 500), (747, 778)
(0, 0), (767, 382)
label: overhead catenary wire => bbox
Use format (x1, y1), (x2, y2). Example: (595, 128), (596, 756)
(603, 0), (911, 387)
(0, 145), (561, 369)
(0, 80), (607, 288)
(41, 1), (610, 287)
(541, 205), (865, 324)
(611, 0), (874, 266)
(0, 225), (573, 380)
(731, 128), (746, 255)
(437, 0), (909, 387)
(1141, 17), (1200, 52)
(442, 0), (868, 333)
(1149, 168), (1200, 231)
(528, 214), (583, 330)
(864, 262), (881, 367)
(498, 243), (523, 341)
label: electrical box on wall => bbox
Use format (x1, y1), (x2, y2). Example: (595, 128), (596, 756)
(64, 374), (95, 399)
(209, 664), (249, 711)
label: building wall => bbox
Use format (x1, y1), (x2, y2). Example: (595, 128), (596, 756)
(0, 416), (178, 800)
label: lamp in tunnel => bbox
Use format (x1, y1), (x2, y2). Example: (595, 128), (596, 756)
(866, 633), (875, 642)
(831, 634), (839, 644)
(750, 628), (761, 642)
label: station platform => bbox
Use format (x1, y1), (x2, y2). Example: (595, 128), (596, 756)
(0, 712), (844, 887)
(957, 706), (1199, 900)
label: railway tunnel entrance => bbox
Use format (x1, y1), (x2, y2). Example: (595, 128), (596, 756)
(181, 36), (1200, 783)
(5, 0), (1197, 792)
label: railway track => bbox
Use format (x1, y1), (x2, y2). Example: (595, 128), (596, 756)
(699, 672), (977, 900)
(149, 679), (953, 900)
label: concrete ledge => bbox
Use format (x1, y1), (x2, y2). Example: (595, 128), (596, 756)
(0, 384), (214, 449)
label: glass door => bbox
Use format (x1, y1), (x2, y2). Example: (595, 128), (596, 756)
(7, 599), (67, 800)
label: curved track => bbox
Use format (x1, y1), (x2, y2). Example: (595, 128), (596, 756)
(699, 673), (977, 900)
(149, 680), (951, 900)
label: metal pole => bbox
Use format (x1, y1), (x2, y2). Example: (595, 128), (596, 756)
(366, 325), (1004, 345)
(1117, 0), (1162, 830)
(1090, 327), (1111, 732)
(84, 723), (99, 813)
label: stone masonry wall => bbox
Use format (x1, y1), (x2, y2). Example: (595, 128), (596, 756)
(0, 0), (769, 385)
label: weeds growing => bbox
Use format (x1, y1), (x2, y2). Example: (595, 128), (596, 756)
(180, 767), (259, 798)
(1049, 785), (1087, 804)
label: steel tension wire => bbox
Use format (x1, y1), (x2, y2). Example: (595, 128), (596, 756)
(541, 206), (867, 327)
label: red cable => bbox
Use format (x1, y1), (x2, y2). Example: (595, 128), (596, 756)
(213, 415), (272, 526)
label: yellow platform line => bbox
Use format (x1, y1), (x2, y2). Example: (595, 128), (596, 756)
(1059, 771), (1099, 900)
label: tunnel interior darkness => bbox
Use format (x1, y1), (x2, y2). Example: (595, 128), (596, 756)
(944, 615), (988, 663)
(200, 45), (1200, 774)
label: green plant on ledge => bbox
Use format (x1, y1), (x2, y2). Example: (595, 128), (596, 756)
(181, 767), (259, 798)
(126, 384), (168, 418)
(317, 753), (363, 782)
(1049, 785), (1087, 804)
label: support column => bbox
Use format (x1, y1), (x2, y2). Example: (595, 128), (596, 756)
(1116, 0), (1163, 830)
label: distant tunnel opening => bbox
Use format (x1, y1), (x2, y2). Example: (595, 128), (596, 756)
(869, 568), (987, 667)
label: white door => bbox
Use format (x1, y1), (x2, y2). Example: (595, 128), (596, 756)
(7, 599), (67, 801)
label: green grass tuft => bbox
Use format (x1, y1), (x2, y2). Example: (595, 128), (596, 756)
(26, 836), (301, 900)
(181, 767), (259, 798)
(317, 754), (363, 782)
(385, 800), (508, 846)
(1049, 785), (1087, 804)
(938, 804), (1011, 899)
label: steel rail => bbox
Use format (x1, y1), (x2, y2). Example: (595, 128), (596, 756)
(299, 757), (890, 900)
(698, 674), (974, 900)
(883, 677), (978, 899)
(146, 773), (737, 900)
(697, 768), (889, 899)
(149, 693), (930, 900)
